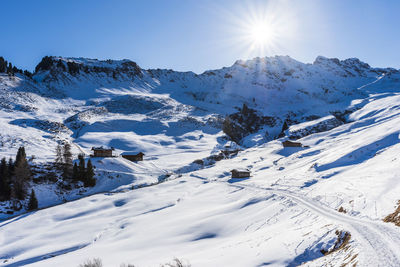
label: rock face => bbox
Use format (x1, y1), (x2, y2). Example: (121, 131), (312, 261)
(223, 104), (277, 143)
(286, 115), (343, 140)
(34, 56), (142, 79)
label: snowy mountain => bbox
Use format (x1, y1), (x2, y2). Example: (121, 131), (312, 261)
(1, 55), (400, 266)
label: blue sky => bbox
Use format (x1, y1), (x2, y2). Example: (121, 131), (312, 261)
(2, 0), (400, 73)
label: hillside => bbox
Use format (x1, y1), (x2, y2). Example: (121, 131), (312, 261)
(1, 55), (400, 266)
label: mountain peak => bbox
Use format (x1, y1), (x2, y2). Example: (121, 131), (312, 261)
(34, 56), (142, 76)
(313, 55), (371, 69)
(233, 55), (300, 68)
(35, 56), (142, 80)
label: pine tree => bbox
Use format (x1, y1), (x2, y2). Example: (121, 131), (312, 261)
(27, 189), (38, 211)
(54, 144), (63, 170)
(278, 120), (289, 138)
(23, 70), (32, 78)
(281, 120), (288, 132)
(84, 159), (96, 187)
(8, 158), (14, 177)
(78, 153), (85, 181)
(72, 162), (79, 181)
(0, 57), (6, 73)
(13, 154), (30, 200)
(15, 146), (27, 167)
(7, 62), (14, 76)
(0, 157), (11, 200)
(62, 143), (73, 180)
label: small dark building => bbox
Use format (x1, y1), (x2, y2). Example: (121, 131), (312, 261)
(91, 147), (115, 157)
(282, 140), (302, 147)
(231, 169), (251, 178)
(121, 151), (144, 162)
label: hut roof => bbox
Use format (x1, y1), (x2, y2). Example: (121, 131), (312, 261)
(91, 146), (115, 151)
(120, 151), (144, 156)
(282, 140), (302, 146)
(230, 169), (250, 173)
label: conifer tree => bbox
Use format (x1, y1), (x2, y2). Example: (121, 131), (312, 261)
(78, 153), (85, 181)
(278, 120), (289, 138)
(27, 189), (38, 211)
(54, 144), (63, 170)
(281, 120), (288, 132)
(62, 143), (73, 180)
(84, 159), (96, 187)
(7, 62), (12, 71)
(0, 157), (11, 200)
(15, 146), (26, 167)
(23, 70), (32, 78)
(0, 57), (6, 73)
(13, 152), (30, 200)
(8, 158), (14, 177)
(72, 162), (79, 181)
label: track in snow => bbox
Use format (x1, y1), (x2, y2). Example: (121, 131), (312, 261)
(230, 182), (400, 266)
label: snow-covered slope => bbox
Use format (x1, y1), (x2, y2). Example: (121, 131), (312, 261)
(1, 55), (400, 266)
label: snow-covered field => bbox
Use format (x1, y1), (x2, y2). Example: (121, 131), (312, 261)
(1, 56), (400, 266)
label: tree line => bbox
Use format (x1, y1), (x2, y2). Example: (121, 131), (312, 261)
(0, 57), (32, 77)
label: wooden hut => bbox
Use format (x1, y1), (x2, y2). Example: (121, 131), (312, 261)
(121, 151), (144, 162)
(230, 169), (251, 178)
(91, 147), (115, 157)
(282, 140), (302, 148)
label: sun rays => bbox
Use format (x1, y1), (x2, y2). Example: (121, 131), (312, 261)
(213, 0), (299, 61)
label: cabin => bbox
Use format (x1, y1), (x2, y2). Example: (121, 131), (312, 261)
(121, 151), (144, 162)
(282, 140), (302, 148)
(230, 169), (251, 178)
(91, 146), (115, 157)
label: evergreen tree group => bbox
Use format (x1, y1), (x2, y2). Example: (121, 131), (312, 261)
(0, 57), (30, 77)
(54, 143), (73, 179)
(0, 143), (98, 209)
(72, 153), (96, 187)
(0, 146), (32, 201)
(54, 145), (96, 187)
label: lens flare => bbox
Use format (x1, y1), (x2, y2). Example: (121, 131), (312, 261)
(215, 0), (299, 60)
(248, 20), (276, 47)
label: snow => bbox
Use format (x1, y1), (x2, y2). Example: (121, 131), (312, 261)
(1, 55), (400, 266)
(286, 115), (344, 140)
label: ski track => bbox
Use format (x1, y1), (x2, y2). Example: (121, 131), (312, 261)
(229, 182), (400, 266)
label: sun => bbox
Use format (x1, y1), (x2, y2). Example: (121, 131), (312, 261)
(249, 21), (274, 46)
(219, 1), (299, 59)
(239, 15), (280, 53)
